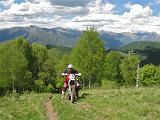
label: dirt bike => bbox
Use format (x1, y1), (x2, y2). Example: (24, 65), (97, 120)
(62, 73), (81, 103)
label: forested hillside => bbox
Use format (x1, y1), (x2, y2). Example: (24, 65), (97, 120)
(1, 28), (160, 96)
(120, 41), (160, 51)
(1, 28), (160, 120)
(119, 41), (160, 66)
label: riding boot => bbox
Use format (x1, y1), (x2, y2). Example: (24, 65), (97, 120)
(62, 91), (65, 99)
(75, 88), (79, 99)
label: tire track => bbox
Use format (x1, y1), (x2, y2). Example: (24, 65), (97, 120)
(44, 94), (57, 120)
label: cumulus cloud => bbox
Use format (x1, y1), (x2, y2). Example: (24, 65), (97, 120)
(0, 0), (160, 34)
(2, 2), (53, 16)
(123, 4), (152, 18)
(103, 3), (114, 13)
(0, 1), (87, 20)
(0, 0), (15, 7)
(88, 0), (114, 14)
(0, 0), (89, 29)
(71, 3), (160, 34)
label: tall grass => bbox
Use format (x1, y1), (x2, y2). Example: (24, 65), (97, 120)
(1, 87), (160, 120)
(0, 92), (48, 120)
(52, 87), (160, 120)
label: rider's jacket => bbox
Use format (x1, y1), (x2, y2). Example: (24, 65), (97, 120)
(62, 69), (78, 84)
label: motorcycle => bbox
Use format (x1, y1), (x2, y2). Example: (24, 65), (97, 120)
(62, 73), (81, 103)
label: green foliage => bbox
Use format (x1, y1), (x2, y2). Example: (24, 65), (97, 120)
(32, 45), (63, 92)
(31, 43), (48, 77)
(120, 41), (160, 66)
(2, 34), (160, 94)
(35, 79), (45, 92)
(0, 42), (28, 91)
(45, 84), (54, 92)
(11, 37), (35, 73)
(0, 36), (69, 94)
(0, 37), (54, 94)
(22, 71), (33, 90)
(55, 54), (70, 88)
(45, 48), (61, 79)
(46, 45), (72, 53)
(120, 54), (140, 86)
(103, 51), (123, 83)
(71, 28), (105, 86)
(11, 37), (35, 90)
(101, 79), (118, 89)
(140, 64), (160, 86)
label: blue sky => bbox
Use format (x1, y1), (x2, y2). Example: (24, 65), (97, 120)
(16, 0), (25, 4)
(0, 0), (160, 34)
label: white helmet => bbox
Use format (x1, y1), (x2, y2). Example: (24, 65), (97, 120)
(68, 64), (73, 69)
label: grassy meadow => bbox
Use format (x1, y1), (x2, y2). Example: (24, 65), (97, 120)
(0, 87), (160, 120)
(0, 92), (48, 120)
(52, 87), (160, 120)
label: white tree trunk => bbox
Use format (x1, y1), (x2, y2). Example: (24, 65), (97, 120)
(89, 80), (91, 90)
(136, 64), (140, 87)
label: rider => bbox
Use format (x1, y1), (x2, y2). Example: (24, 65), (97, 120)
(61, 64), (80, 99)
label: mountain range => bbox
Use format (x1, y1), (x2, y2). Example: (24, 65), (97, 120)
(0, 25), (160, 49)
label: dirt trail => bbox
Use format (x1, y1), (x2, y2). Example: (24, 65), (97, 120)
(44, 94), (57, 120)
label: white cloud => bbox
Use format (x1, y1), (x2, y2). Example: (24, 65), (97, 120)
(70, 3), (160, 34)
(0, 0), (87, 29)
(88, 0), (114, 14)
(2, 2), (53, 16)
(0, 1), (87, 19)
(0, 1), (160, 34)
(0, 0), (15, 7)
(103, 3), (114, 13)
(123, 4), (152, 18)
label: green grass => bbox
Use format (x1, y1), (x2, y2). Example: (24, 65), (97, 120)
(1, 87), (160, 120)
(0, 92), (48, 120)
(52, 87), (160, 120)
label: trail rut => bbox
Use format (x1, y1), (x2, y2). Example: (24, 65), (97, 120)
(44, 94), (57, 120)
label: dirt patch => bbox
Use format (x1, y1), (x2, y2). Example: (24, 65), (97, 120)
(44, 94), (57, 120)
(80, 103), (92, 110)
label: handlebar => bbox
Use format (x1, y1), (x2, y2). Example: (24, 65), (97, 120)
(61, 73), (81, 76)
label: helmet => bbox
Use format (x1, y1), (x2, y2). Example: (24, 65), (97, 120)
(68, 64), (73, 69)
